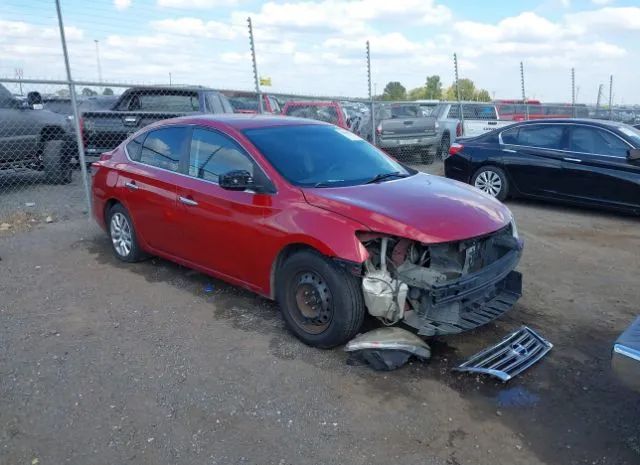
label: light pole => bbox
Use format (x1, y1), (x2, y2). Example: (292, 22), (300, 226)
(94, 39), (103, 84)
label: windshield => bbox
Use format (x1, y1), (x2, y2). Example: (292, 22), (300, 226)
(243, 124), (410, 188)
(617, 124), (640, 147)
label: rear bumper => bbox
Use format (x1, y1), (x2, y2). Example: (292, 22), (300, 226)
(378, 134), (438, 149)
(612, 316), (640, 392)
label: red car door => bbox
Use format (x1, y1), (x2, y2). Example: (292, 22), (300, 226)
(118, 126), (189, 255)
(173, 127), (276, 286)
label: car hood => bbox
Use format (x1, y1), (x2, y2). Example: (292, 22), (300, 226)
(302, 173), (512, 244)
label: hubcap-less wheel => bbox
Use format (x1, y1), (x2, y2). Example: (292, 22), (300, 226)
(474, 170), (502, 197)
(291, 271), (333, 335)
(110, 212), (133, 258)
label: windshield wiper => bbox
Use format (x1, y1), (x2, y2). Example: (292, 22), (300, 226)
(365, 171), (408, 184)
(313, 180), (345, 188)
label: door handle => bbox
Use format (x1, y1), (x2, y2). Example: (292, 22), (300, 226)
(179, 196), (198, 207)
(502, 148), (517, 153)
(563, 157), (582, 162)
(124, 181), (139, 190)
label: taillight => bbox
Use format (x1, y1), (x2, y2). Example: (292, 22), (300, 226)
(376, 124), (382, 135)
(455, 121), (462, 137)
(449, 143), (464, 156)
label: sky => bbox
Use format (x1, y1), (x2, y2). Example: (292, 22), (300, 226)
(0, 0), (638, 103)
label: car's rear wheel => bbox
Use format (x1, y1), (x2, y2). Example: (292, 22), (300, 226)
(472, 166), (509, 201)
(276, 250), (365, 348)
(108, 204), (145, 262)
(437, 133), (450, 160)
(43, 140), (72, 185)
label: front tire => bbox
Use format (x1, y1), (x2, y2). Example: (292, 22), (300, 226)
(276, 250), (365, 349)
(471, 165), (509, 201)
(107, 204), (145, 262)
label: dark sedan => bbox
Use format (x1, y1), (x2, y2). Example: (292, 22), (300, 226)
(444, 119), (640, 214)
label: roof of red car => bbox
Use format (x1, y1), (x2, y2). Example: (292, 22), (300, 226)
(171, 114), (326, 130)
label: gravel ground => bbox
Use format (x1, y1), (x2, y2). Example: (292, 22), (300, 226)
(1, 163), (639, 465)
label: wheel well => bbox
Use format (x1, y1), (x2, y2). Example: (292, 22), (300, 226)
(103, 198), (120, 225)
(269, 243), (322, 299)
(40, 126), (67, 142)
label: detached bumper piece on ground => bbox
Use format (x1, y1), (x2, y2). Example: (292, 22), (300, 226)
(454, 327), (552, 382)
(344, 327), (431, 371)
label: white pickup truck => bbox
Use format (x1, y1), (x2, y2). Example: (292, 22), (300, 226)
(431, 102), (513, 158)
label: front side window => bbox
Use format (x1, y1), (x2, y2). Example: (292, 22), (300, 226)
(139, 127), (187, 171)
(243, 124), (410, 188)
(569, 127), (629, 157)
(516, 125), (565, 149)
(188, 128), (255, 182)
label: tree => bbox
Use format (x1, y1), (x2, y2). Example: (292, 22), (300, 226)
(475, 89), (491, 102)
(443, 78), (491, 102)
(381, 81), (407, 101)
(425, 75), (442, 100)
(81, 87), (98, 96)
(103, 87), (114, 96)
(407, 86), (428, 100)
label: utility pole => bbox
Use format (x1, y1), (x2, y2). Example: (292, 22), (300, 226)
(247, 17), (264, 114)
(571, 68), (576, 118)
(366, 41), (376, 146)
(520, 61), (528, 120)
(94, 39), (102, 83)
(55, 0), (92, 216)
(169, 72), (172, 86)
(608, 74), (613, 120)
(14, 68), (23, 95)
(454, 53), (464, 136)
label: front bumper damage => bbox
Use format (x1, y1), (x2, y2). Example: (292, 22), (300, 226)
(358, 224), (523, 336)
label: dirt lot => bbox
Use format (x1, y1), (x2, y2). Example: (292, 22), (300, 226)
(1, 166), (639, 465)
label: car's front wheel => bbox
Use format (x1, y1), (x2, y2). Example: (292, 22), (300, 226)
(276, 250), (365, 348)
(472, 166), (509, 201)
(108, 204), (145, 262)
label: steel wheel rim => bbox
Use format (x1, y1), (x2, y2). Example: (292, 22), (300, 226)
(110, 212), (133, 257)
(474, 170), (502, 197)
(290, 271), (333, 335)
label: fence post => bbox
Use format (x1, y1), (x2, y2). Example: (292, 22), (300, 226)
(608, 75), (613, 121)
(247, 17), (264, 114)
(55, 0), (92, 217)
(520, 61), (528, 121)
(454, 53), (464, 136)
(366, 41), (376, 146)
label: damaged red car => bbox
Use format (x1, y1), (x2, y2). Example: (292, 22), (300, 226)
(92, 115), (523, 348)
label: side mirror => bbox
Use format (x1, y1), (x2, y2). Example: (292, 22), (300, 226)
(219, 170), (255, 191)
(27, 91), (43, 107)
(628, 149), (640, 161)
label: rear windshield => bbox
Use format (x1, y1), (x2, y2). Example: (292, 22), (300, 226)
(448, 104), (497, 120)
(118, 92), (200, 112)
(284, 104), (339, 125)
(379, 104), (423, 119)
(243, 124), (409, 188)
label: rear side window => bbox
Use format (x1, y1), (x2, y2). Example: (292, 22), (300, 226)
(188, 128), (255, 182)
(516, 125), (565, 149)
(126, 133), (146, 161)
(140, 127), (188, 171)
(447, 104), (497, 120)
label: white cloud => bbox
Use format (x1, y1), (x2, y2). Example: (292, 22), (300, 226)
(157, 0), (239, 8)
(566, 7), (640, 33)
(150, 17), (239, 40)
(591, 0), (614, 5)
(114, 0), (132, 10)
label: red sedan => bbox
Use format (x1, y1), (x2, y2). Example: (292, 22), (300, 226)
(92, 115), (523, 348)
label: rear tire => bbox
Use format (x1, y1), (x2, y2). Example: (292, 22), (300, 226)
(43, 140), (72, 185)
(276, 250), (365, 349)
(471, 165), (509, 201)
(420, 147), (434, 164)
(107, 204), (145, 263)
(437, 133), (450, 160)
